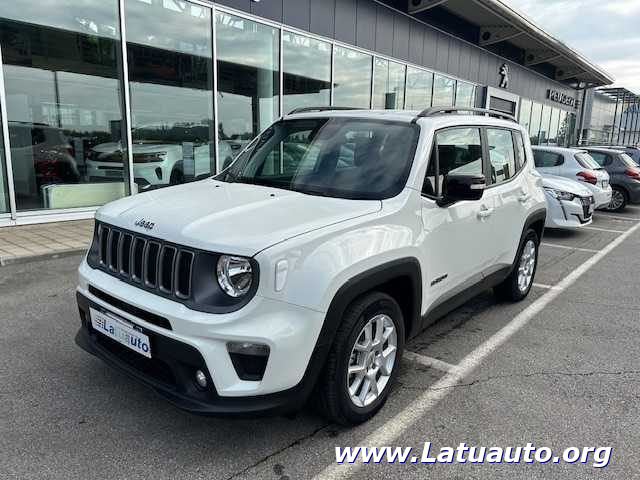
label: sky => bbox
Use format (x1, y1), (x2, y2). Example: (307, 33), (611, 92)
(502, 0), (640, 93)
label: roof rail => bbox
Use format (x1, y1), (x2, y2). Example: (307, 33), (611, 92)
(287, 106), (361, 115)
(415, 107), (517, 123)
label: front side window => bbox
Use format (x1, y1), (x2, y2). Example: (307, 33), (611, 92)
(533, 151), (563, 168)
(487, 129), (517, 184)
(423, 128), (483, 197)
(217, 118), (419, 200)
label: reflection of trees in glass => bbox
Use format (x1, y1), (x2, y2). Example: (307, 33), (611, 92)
(333, 47), (372, 108)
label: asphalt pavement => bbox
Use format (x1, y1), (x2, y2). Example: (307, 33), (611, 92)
(1, 207), (639, 480)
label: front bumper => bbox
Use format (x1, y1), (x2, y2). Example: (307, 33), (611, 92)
(545, 194), (594, 229)
(76, 260), (327, 415)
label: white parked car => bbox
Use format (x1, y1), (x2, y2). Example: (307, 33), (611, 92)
(75, 107), (547, 424)
(532, 146), (612, 209)
(542, 175), (594, 229)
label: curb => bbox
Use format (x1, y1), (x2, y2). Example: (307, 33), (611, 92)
(0, 247), (87, 267)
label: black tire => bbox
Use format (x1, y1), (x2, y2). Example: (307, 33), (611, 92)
(494, 229), (539, 302)
(169, 168), (183, 185)
(315, 292), (405, 425)
(607, 186), (628, 212)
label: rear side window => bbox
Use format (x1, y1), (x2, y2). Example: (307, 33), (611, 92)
(533, 150), (563, 168)
(588, 151), (610, 166)
(423, 127), (483, 197)
(575, 153), (601, 170)
(487, 128), (517, 185)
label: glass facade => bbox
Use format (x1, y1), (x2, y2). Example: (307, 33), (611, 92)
(126, 0), (214, 190)
(283, 32), (331, 114)
(432, 74), (455, 107)
(216, 12), (280, 170)
(333, 46), (372, 108)
(372, 59), (405, 109)
(455, 82), (476, 108)
(0, 0), (127, 211)
(0, 1), (511, 220)
(405, 67), (433, 110)
(520, 98), (573, 147)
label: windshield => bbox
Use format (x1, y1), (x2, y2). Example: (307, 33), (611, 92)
(216, 117), (420, 200)
(575, 153), (602, 170)
(619, 153), (639, 167)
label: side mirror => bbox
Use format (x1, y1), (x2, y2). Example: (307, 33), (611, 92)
(437, 174), (486, 207)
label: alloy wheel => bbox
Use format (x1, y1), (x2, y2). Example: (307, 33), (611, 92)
(517, 239), (536, 293)
(608, 189), (625, 211)
(347, 314), (397, 408)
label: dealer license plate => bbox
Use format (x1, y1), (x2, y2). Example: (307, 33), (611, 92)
(90, 308), (151, 358)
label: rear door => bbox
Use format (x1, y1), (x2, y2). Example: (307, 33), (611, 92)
(481, 127), (529, 272)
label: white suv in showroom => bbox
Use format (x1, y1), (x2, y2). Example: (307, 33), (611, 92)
(75, 107), (546, 424)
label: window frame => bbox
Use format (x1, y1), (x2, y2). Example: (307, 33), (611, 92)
(422, 125), (528, 201)
(421, 125), (486, 200)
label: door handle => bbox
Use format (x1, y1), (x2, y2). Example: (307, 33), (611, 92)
(477, 207), (494, 219)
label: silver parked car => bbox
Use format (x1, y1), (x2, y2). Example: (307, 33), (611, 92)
(532, 146), (612, 210)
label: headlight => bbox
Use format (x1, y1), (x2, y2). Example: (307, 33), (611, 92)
(216, 255), (253, 297)
(544, 188), (575, 201)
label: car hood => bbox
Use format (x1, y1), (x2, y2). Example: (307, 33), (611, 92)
(541, 175), (592, 196)
(96, 179), (382, 256)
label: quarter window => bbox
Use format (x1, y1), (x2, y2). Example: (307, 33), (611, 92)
(423, 128), (483, 197)
(513, 132), (527, 169)
(533, 151), (563, 168)
(487, 129), (517, 184)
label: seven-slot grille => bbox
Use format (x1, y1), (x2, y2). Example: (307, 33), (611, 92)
(96, 223), (194, 299)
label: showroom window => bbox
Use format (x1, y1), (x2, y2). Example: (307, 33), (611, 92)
(405, 67), (433, 110)
(548, 108), (560, 145)
(557, 110), (569, 146)
(529, 102), (543, 145)
(372, 58), (405, 110)
(0, 0), (128, 211)
(282, 32), (331, 114)
(519, 98), (532, 132)
(0, 105), (8, 214)
(539, 105), (552, 145)
(126, 0), (214, 190)
(487, 128), (517, 184)
(432, 74), (455, 107)
(216, 12), (280, 170)
(455, 82), (476, 108)
(333, 47), (372, 108)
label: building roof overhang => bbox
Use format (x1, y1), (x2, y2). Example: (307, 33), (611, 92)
(407, 0), (615, 88)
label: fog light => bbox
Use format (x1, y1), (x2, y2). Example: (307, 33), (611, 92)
(195, 370), (208, 388)
(227, 342), (270, 381)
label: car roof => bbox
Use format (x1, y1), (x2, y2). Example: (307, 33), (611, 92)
(582, 146), (621, 154)
(284, 109), (523, 131)
(531, 145), (585, 154)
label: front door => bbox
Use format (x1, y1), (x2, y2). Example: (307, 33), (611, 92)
(420, 126), (495, 311)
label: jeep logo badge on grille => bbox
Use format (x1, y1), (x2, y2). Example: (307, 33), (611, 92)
(134, 218), (155, 230)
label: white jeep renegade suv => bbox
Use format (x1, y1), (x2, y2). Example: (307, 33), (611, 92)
(75, 107), (546, 425)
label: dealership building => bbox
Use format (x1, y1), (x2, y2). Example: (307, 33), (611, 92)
(0, 0), (614, 226)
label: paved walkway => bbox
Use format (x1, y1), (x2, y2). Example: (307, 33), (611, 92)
(0, 220), (93, 266)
